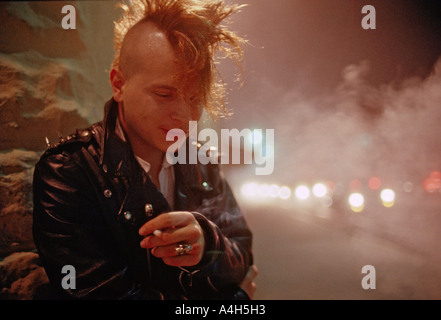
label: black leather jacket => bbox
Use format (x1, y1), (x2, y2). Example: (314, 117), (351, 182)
(32, 99), (253, 300)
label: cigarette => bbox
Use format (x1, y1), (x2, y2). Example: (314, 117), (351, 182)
(153, 230), (162, 237)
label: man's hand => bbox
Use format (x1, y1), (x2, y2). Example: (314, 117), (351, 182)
(139, 212), (205, 267)
(240, 265), (258, 300)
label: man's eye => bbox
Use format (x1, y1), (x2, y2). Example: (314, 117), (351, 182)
(155, 92), (172, 98)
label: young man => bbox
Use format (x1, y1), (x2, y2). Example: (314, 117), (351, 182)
(32, 0), (256, 300)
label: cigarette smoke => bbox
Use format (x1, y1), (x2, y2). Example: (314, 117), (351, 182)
(237, 57), (441, 189)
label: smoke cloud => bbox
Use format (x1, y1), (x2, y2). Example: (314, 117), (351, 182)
(255, 57), (441, 190)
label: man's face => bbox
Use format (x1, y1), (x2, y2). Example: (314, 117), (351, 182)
(111, 24), (202, 155)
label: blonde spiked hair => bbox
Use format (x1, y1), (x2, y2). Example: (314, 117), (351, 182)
(112, 0), (247, 119)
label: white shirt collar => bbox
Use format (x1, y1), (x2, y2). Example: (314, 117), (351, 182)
(135, 153), (173, 173)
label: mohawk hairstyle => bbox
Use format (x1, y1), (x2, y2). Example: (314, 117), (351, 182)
(111, 0), (247, 119)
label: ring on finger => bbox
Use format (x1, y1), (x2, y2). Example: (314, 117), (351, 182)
(175, 243), (193, 256)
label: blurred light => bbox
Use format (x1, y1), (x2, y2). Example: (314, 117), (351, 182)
(350, 179), (362, 191)
(241, 183), (259, 198)
(349, 193), (364, 207)
(368, 177), (382, 190)
(295, 185), (311, 200)
(423, 171), (441, 193)
(380, 189), (395, 202)
(241, 183), (291, 201)
(257, 184), (270, 198)
(278, 186), (292, 200)
(381, 189), (396, 208)
(312, 183), (327, 198)
(431, 171), (441, 179)
(268, 184), (280, 198)
(348, 193), (365, 212)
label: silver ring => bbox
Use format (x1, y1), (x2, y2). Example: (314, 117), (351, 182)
(175, 243), (193, 256)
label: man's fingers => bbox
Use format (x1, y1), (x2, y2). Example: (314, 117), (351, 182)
(140, 223), (201, 249)
(240, 265), (259, 300)
(139, 212), (194, 237)
(138, 211), (205, 267)
(247, 265), (259, 280)
(151, 242), (202, 259)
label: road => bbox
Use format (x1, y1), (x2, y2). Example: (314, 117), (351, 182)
(241, 193), (441, 300)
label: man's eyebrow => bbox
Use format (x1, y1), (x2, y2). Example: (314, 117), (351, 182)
(150, 84), (178, 91)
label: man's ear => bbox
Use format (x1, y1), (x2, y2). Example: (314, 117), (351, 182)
(110, 68), (125, 102)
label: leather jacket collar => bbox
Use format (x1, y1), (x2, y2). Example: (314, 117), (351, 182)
(95, 99), (139, 179)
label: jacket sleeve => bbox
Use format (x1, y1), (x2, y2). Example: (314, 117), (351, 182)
(186, 164), (253, 297)
(32, 152), (136, 299)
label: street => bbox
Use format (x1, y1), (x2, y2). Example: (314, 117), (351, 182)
(239, 191), (441, 300)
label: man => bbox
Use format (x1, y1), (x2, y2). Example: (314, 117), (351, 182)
(32, 0), (257, 300)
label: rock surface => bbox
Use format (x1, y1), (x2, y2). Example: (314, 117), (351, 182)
(0, 252), (50, 300)
(0, 150), (39, 256)
(0, 1), (119, 299)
